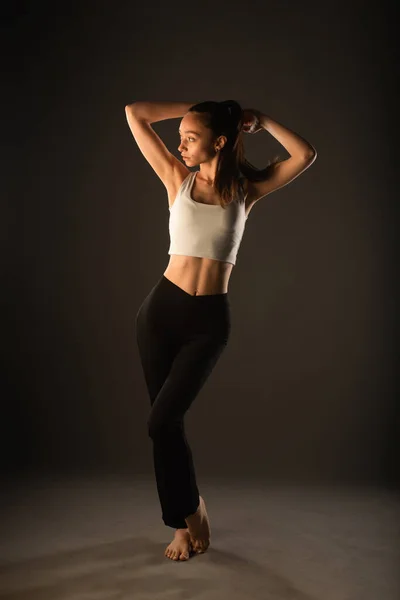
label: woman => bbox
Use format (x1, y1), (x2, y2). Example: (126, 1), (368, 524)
(125, 99), (317, 561)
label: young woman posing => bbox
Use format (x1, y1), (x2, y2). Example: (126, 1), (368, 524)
(125, 99), (316, 561)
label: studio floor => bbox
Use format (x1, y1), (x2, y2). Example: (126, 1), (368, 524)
(0, 473), (398, 600)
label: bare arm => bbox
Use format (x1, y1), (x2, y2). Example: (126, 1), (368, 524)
(126, 100), (199, 124)
(124, 101), (199, 188)
(244, 111), (317, 205)
(259, 113), (316, 159)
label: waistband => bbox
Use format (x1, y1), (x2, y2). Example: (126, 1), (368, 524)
(161, 275), (229, 303)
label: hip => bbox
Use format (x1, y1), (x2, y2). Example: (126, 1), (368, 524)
(136, 274), (231, 341)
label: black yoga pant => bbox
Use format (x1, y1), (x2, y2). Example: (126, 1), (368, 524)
(135, 274), (231, 529)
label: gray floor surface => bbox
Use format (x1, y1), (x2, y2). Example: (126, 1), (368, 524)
(0, 474), (399, 599)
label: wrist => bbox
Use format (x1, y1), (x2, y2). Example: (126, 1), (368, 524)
(258, 113), (271, 131)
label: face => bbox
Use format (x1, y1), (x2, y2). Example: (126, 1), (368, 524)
(178, 113), (226, 166)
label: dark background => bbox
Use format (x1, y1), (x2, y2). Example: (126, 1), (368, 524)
(3, 0), (398, 486)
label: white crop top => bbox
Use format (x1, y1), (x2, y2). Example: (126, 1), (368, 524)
(168, 171), (248, 265)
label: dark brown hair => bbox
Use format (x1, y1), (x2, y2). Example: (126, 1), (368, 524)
(188, 99), (281, 208)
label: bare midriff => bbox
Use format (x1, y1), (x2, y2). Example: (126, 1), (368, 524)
(162, 165), (250, 297)
(163, 255), (233, 297)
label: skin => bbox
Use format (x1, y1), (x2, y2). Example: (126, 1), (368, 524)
(178, 111), (227, 183)
(165, 496), (211, 561)
(163, 111), (245, 297)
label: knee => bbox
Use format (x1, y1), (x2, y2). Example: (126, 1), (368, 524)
(147, 418), (159, 440)
(147, 415), (164, 440)
(147, 415), (180, 440)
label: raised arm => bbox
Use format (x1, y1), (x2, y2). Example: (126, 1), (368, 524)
(246, 112), (317, 205)
(124, 101), (197, 186)
(126, 100), (197, 124)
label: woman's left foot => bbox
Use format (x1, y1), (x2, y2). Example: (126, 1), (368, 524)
(165, 528), (192, 561)
(185, 496), (211, 554)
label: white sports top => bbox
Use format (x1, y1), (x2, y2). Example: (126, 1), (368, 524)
(168, 171), (248, 265)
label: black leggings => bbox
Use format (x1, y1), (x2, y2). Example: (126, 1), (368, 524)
(135, 274), (231, 529)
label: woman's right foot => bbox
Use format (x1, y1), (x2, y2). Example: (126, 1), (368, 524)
(165, 528), (191, 561)
(185, 496), (211, 553)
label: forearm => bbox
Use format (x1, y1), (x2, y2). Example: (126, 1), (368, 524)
(125, 100), (197, 123)
(259, 112), (316, 158)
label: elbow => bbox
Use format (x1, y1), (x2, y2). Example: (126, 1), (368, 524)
(304, 148), (317, 163)
(305, 144), (317, 160)
(125, 102), (139, 113)
(125, 102), (147, 120)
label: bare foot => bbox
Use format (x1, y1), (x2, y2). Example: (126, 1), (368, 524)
(164, 528), (192, 561)
(185, 496), (211, 553)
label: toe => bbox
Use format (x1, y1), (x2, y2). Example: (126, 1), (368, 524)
(197, 541), (207, 553)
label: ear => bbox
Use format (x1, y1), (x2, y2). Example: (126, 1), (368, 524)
(215, 135), (227, 151)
